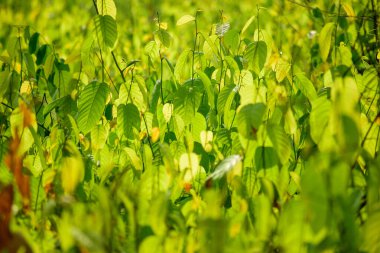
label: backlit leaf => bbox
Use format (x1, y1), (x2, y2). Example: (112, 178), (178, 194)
(96, 0), (117, 19)
(244, 41), (267, 75)
(294, 73), (318, 101)
(94, 14), (118, 49)
(176, 15), (195, 26)
(237, 103), (266, 139)
(77, 82), (109, 134)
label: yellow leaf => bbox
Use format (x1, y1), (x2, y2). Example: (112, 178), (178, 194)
(162, 103), (173, 123)
(179, 153), (199, 182)
(200, 130), (213, 152)
(275, 58), (291, 82)
(61, 156), (84, 194)
(157, 22), (168, 30)
(342, 3), (355, 22)
(61, 141), (84, 194)
(20, 81), (32, 94)
(151, 127), (160, 143)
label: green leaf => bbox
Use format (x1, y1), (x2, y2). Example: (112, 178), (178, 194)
(117, 103), (140, 138)
(267, 124), (291, 164)
(77, 81), (109, 134)
(277, 200), (305, 252)
(140, 164), (169, 200)
(196, 70), (215, 109)
(176, 15), (195, 26)
(94, 14), (118, 49)
(173, 79), (203, 125)
(174, 49), (191, 82)
(123, 147), (142, 170)
(61, 140), (84, 194)
(191, 113), (206, 143)
(179, 153), (200, 182)
(245, 41), (267, 74)
(301, 164), (328, 233)
(224, 55), (239, 74)
(43, 95), (70, 117)
(319, 22), (335, 61)
(91, 124), (108, 151)
(310, 96), (331, 144)
(275, 58), (291, 82)
(96, 0), (117, 19)
(237, 103), (266, 139)
(241, 15), (255, 35)
(254, 146), (278, 170)
(28, 32), (39, 54)
(294, 73), (317, 101)
(54, 70), (72, 97)
(217, 85), (237, 116)
(224, 30), (239, 53)
(23, 52), (36, 78)
(239, 70), (255, 105)
(118, 82), (146, 111)
(155, 29), (171, 48)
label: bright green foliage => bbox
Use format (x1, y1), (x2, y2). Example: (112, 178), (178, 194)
(319, 22), (335, 62)
(77, 82), (110, 134)
(94, 14), (118, 50)
(97, 0), (117, 19)
(0, 0), (379, 253)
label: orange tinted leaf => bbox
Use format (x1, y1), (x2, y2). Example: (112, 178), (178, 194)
(19, 101), (36, 128)
(4, 135), (30, 207)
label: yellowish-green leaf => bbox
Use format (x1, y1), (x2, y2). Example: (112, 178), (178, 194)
(179, 153), (199, 182)
(319, 22), (335, 62)
(97, 0), (117, 19)
(124, 147), (142, 170)
(162, 103), (173, 123)
(61, 141), (84, 194)
(94, 14), (118, 50)
(200, 130), (213, 152)
(342, 3), (355, 21)
(294, 73), (317, 101)
(176, 15), (195, 26)
(241, 15), (255, 35)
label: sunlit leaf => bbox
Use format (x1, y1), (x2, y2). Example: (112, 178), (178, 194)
(155, 29), (171, 48)
(244, 41), (267, 74)
(61, 140), (84, 194)
(77, 82), (109, 134)
(294, 73), (317, 101)
(176, 15), (195, 26)
(237, 103), (266, 139)
(310, 96), (331, 145)
(267, 124), (291, 164)
(319, 22), (335, 61)
(94, 14), (118, 49)
(96, 0), (117, 19)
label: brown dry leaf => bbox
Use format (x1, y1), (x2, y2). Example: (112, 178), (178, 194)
(19, 101), (36, 128)
(0, 185), (32, 253)
(4, 133), (30, 208)
(0, 185), (13, 248)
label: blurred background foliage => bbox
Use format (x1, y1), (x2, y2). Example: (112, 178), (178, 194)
(0, 0), (379, 252)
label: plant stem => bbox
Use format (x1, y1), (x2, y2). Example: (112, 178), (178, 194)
(334, 0), (341, 66)
(142, 112), (155, 159)
(18, 28), (23, 89)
